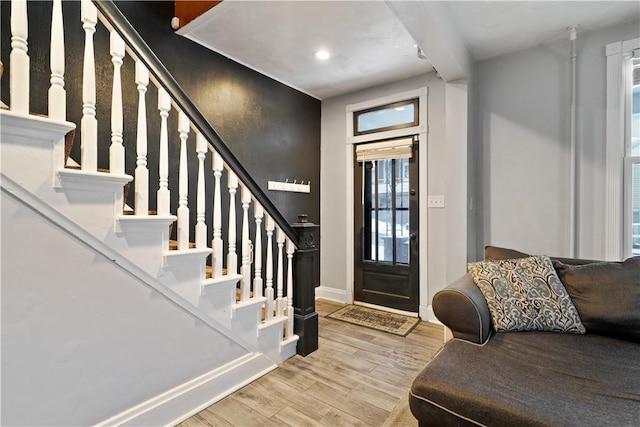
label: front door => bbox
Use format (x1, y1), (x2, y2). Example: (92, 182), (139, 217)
(354, 140), (419, 312)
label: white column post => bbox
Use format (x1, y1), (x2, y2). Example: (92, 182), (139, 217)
(276, 227), (285, 318)
(109, 31), (125, 175)
(10, 0), (29, 114)
(195, 133), (207, 249)
(253, 203), (264, 298)
(211, 152), (224, 277)
(80, 0), (98, 172)
(177, 111), (190, 249)
(227, 171), (238, 275)
(286, 239), (295, 338)
(134, 61), (149, 215)
(265, 216), (275, 320)
(48, 0), (65, 120)
(157, 87), (171, 216)
(240, 185), (252, 301)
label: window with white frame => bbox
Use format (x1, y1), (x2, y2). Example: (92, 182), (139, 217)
(606, 38), (640, 260)
(625, 53), (640, 256)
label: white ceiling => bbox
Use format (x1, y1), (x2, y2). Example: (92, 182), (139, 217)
(177, 1), (640, 100)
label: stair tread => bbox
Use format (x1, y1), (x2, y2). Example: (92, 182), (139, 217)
(206, 265), (228, 279)
(64, 165), (111, 173)
(122, 210), (160, 216)
(168, 240), (196, 250)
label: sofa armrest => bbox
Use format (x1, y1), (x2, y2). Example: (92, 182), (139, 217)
(432, 274), (491, 344)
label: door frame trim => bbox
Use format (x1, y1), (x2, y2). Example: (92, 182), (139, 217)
(345, 87), (428, 315)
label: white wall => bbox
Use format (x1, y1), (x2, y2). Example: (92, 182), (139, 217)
(475, 19), (640, 259)
(1, 192), (248, 426)
(320, 72), (469, 318)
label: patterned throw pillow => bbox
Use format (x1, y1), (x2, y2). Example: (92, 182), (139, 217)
(467, 255), (585, 333)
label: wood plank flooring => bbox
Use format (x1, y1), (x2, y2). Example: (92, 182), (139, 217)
(178, 300), (444, 427)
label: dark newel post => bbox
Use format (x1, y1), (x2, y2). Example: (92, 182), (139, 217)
(292, 214), (319, 356)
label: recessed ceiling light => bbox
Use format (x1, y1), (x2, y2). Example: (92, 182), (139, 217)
(314, 49), (330, 60)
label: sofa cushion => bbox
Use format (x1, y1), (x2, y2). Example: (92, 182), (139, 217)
(553, 257), (640, 343)
(409, 332), (640, 426)
(468, 256), (585, 333)
(484, 245), (529, 260)
(484, 245), (599, 265)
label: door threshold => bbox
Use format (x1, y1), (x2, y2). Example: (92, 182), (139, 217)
(353, 301), (419, 318)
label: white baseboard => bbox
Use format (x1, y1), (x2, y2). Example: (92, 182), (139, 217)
(96, 353), (276, 427)
(315, 286), (348, 304)
(420, 304), (441, 324)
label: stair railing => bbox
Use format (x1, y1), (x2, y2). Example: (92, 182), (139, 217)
(7, 0), (299, 342)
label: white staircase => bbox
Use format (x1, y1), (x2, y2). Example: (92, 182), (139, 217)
(1, 0), (299, 425)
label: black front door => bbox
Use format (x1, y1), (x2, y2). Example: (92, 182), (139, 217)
(354, 141), (419, 312)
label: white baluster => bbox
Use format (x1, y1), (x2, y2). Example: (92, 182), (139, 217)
(81, 0), (97, 171)
(253, 204), (264, 299)
(276, 227), (285, 318)
(211, 152), (223, 277)
(10, 0), (29, 114)
(286, 239), (295, 338)
(227, 171), (238, 275)
(48, 0), (65, 120)
(157, 87), (171, 215)
(195, 133), (207, 249)
(240, 185), (252, 301)
(265, 215), (275, 320)
(109, 31), (125, 175)
(177, 111), (190, 249)
(134, 61), (149, 215)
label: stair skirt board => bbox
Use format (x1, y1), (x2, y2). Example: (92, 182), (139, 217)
(95, 353), (277, 427)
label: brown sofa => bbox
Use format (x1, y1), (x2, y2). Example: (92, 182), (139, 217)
(409, 247), (640, 426)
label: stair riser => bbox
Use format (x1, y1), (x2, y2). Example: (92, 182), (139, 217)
(199, 289), (237, 328)
(258, 321), (288, 363)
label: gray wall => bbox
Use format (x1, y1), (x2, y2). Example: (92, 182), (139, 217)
(1, 192), (247, 426)
(475, 19), (640, 259)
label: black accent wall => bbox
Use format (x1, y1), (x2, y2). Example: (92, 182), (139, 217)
(1, 1), (320, 237)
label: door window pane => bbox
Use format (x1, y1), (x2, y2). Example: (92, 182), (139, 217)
(363, 162), (375, 261)
(396, 157), (410, 264)
(632, 162), (640, 255)
(378, 159), (393, 262)
(633, 84), (639, 156)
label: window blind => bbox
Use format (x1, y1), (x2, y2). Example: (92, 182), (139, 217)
(355, 137), (414, 162)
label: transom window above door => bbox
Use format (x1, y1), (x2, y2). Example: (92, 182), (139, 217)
(353, 98), (419, 136)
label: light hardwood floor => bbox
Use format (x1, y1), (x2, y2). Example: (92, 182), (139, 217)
(178, 300), (444, 427)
